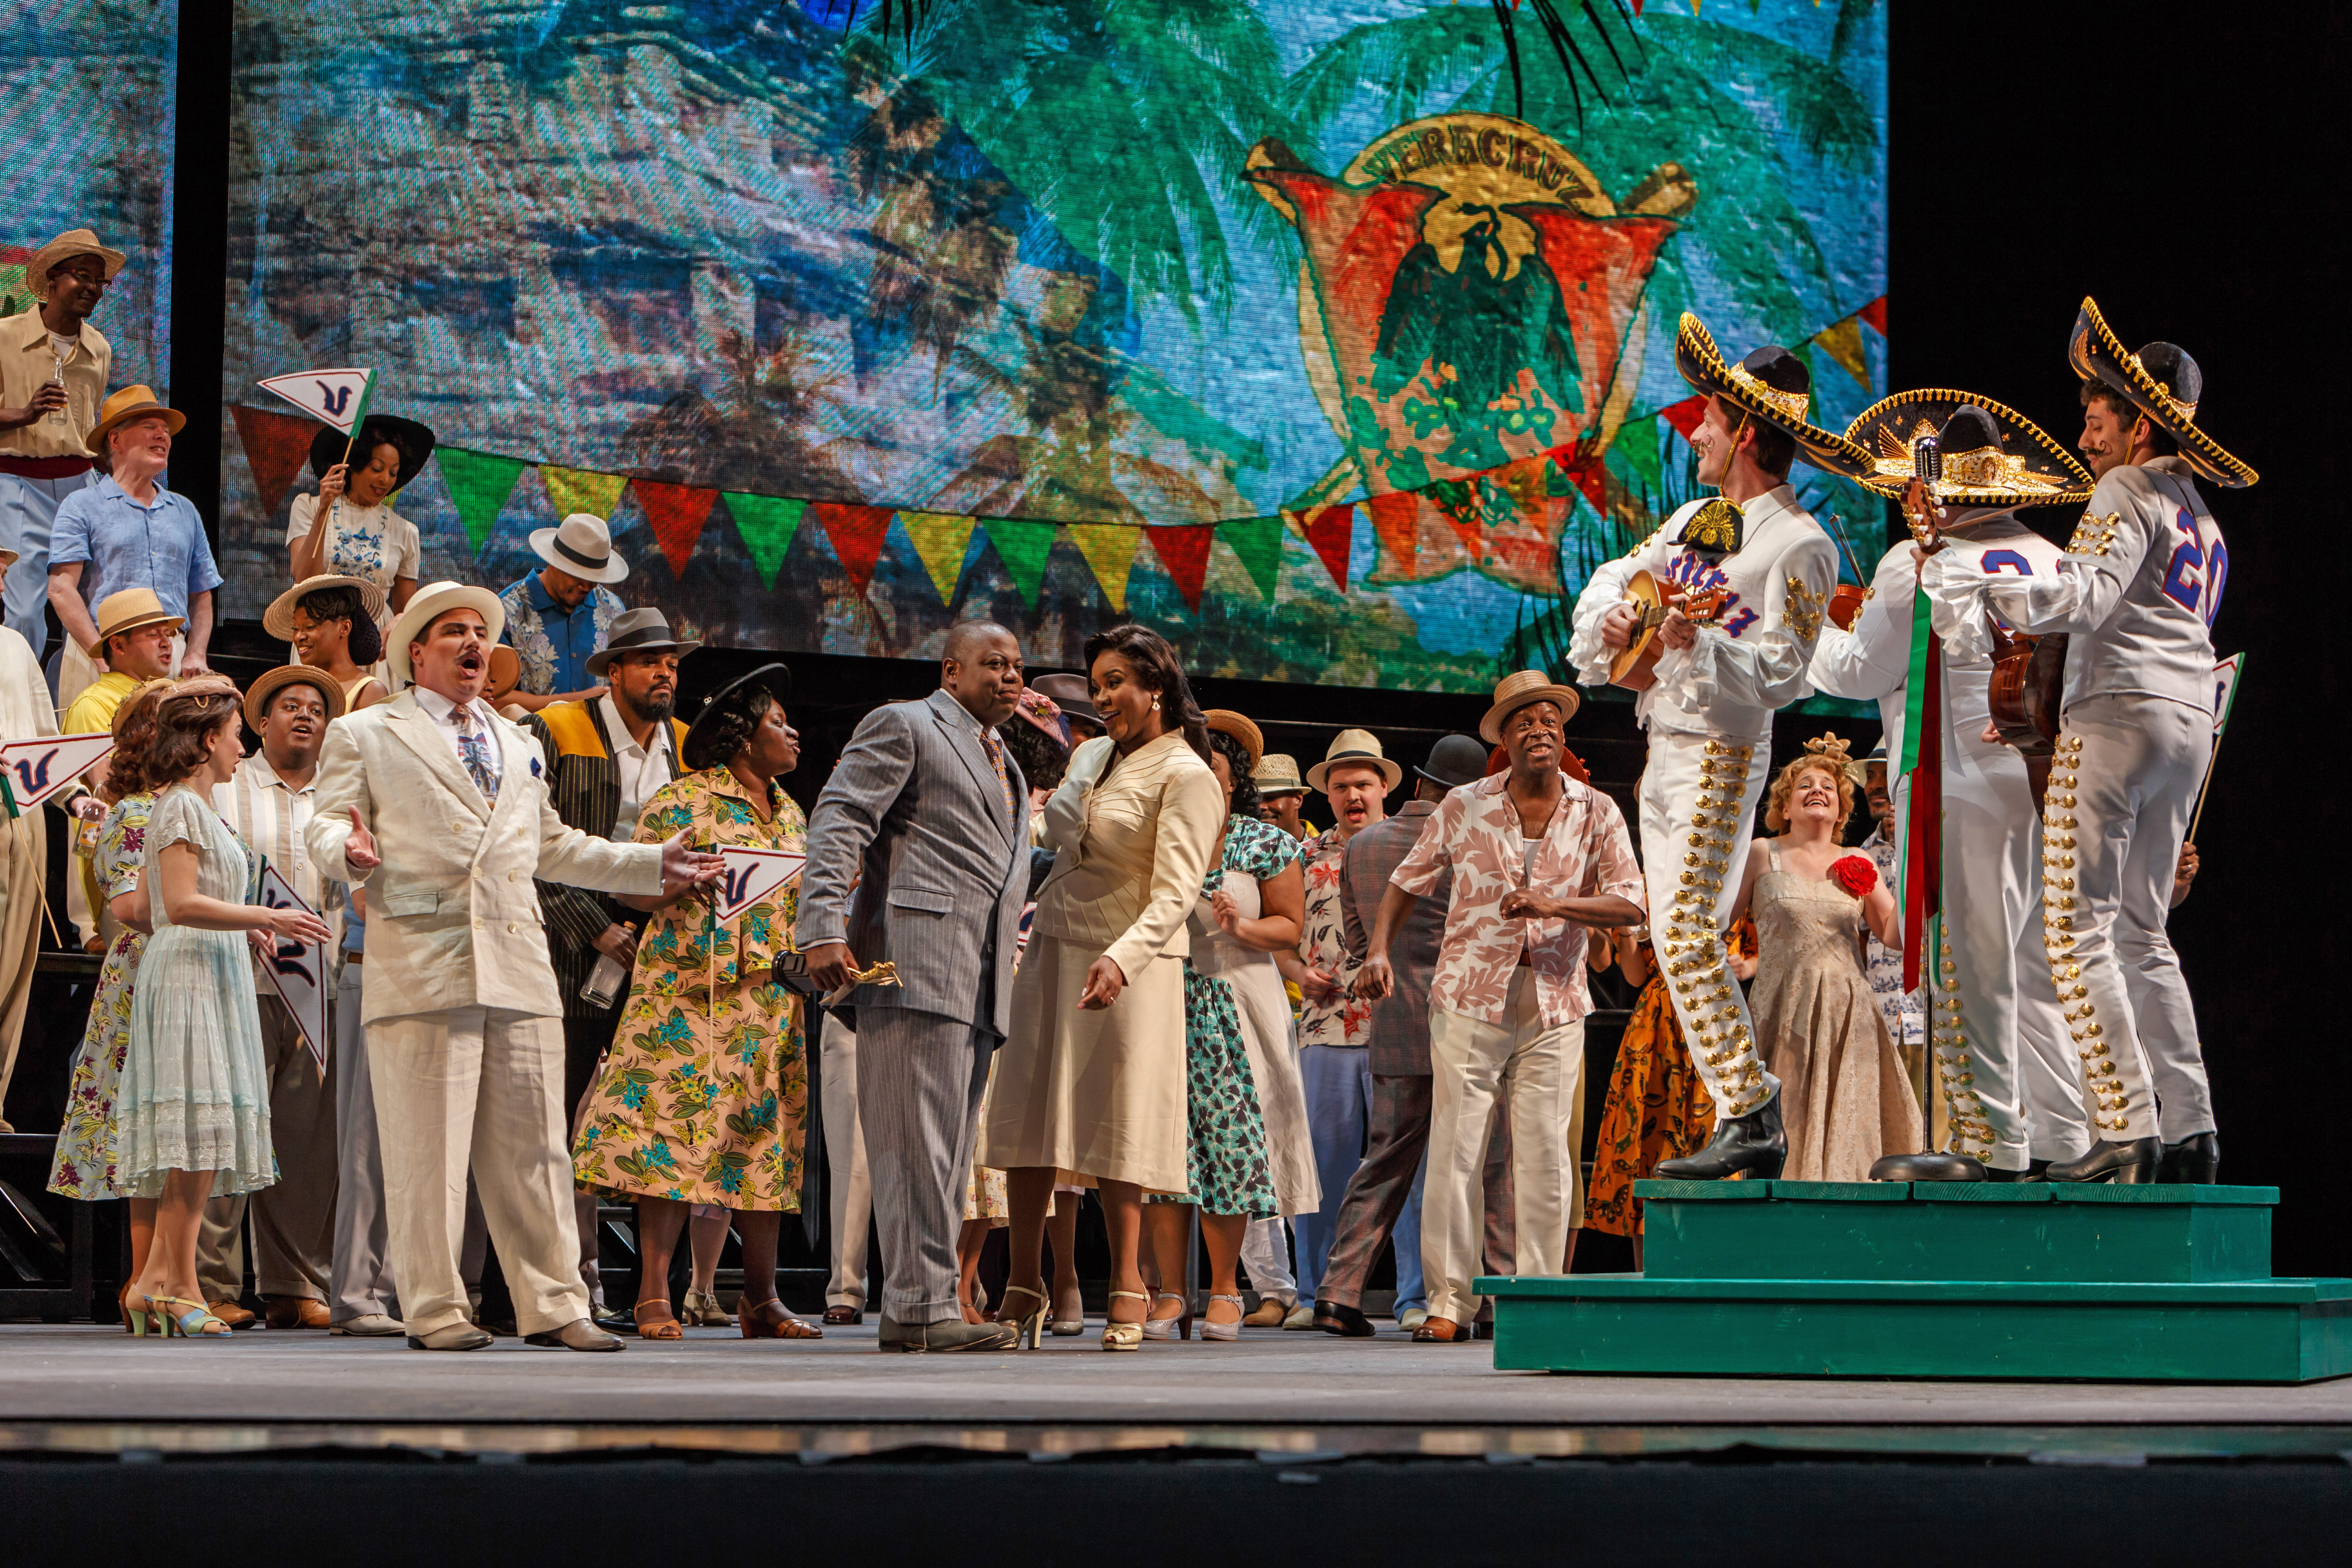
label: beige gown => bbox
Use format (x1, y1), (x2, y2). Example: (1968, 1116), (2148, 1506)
(1750, 840), (1924, 1182)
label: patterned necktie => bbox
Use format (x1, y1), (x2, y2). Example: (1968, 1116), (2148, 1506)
(453, 704), (500, 804)
(979, 729), (1015, 823)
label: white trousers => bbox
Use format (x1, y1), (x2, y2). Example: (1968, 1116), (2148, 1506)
(1422, 971), (1583, 1324)
(2043, 694), (2213, 1142)
(818, 1012), (873, 1309)
(1241, 1216), (1297, 1304)
(367, 1006), (588, 1336)
(1637, 731), (1775, 1117)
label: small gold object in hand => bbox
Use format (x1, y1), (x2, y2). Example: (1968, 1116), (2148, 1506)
(849, 960), (901, 987)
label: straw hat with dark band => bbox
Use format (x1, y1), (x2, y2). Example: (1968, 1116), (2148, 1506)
(1844, 392), (2093, 510)
(1253, 753), (1306, 796)
(85, 385), (184, 458)
(1479, 669), (1582, 745)
(91, 587), (184, 646)
(27, 229), (126, 300)
(2067, 297), (2255, 489)
(683, 664), (793, 773)
(1675, 313), (1872, 478)
(1202, 710), (1264, 772)
(1307, 728), (1402, 792)
(243, 664), (347, 731)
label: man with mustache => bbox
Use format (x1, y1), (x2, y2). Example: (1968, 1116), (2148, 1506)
(0, 229), (118, 657)
(522, 608), (697, 1330)
(307, 584), (723, 1351)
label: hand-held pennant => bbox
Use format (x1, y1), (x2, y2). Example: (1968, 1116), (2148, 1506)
(1897, 588), (1941, 992)
(0, 733), (115, 816)
(257, 862), (330, 1077)
(255, 368), (377, 436)
(715, 847), (806, 921)
(2190, 652), (2244, 842)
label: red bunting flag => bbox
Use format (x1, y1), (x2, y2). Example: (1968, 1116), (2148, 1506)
(631, 480), (717, 579)
(1858, 295), (1888, 335)
(1303, 504), (1353, 591)
(814, 504), (894, 597)
(232, 404), (325, 524)
(1145, 524), (1215, 611)
(1365, 491), (1418, 580)
(1658, 395), (1708, 442)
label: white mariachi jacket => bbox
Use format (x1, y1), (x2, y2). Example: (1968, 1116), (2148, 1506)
(1568, 484), (1838, 741)
(1922, 456), (2224, 717)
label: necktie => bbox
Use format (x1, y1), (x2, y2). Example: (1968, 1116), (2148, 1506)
(979, 730), (1015, 822)
(454, 704), (500, 803)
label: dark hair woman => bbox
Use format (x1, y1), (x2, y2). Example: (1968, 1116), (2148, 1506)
(265, 576), (388, 711)
(287, 415), (432, 620)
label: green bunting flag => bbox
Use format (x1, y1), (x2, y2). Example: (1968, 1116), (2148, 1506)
(1220, 516), (1285, 604)
(435, 447), (530, 554)
(723, 494), (806, 592)
(984, 518), (1056, 607)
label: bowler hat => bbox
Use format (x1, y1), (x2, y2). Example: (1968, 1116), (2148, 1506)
(1416, 735), (1489, 791)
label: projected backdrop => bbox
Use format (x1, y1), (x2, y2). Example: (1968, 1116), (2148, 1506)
(216, 0), (1887, 693)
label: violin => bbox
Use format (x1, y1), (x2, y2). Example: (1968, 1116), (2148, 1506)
(1609, 570), (1729, 691)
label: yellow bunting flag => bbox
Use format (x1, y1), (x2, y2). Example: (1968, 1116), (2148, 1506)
(539, 464), (630, 522)
(898, 510), (979, 604)
(1814, 314), (1870, 389)
(1067, 524), (1140, 613)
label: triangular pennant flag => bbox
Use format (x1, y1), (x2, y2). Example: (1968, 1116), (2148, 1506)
(632, 479), (718, 578)
(231, 403), (324, 523)
(1858, 295), (1887, 336)
(1219, 517), (1285, 604)
(983, 518), (1056, 607)
(1365, 491), (1419, 579)
(723, 494), (805, 593)
(813, 504), (894, 597)
(433, 447), (530, 554)
(1658, 394), (1708, 441)
(1611, 410), (1663, 498)
(1303, 504), (1353, 591)
(256, 862), (329, 1077)
(539, 465), (629, 525)
(255, 368), (376, 434)
(1068, 524), (1139, 612)
(899, 510), (978, 604)
(0, 733), (116, 813)
(1145, 524), (1215, 612)
(715, 847), (807, 921)
(1814, 314), (1870, 388)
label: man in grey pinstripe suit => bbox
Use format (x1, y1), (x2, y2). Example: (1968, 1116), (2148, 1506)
(797, 622), (1049, 1352)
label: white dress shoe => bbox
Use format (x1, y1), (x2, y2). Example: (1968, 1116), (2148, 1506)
(332, 1313), (405, 1337)
(1281, 1304), (1318, 1329)
(1398, 1307), (1431, 1332)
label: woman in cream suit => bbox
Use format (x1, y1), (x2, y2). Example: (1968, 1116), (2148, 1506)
(983, 624), (1222, 1350)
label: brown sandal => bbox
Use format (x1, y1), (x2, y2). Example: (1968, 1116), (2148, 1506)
(739, 1297), (823, 1339)
(1410, 1316), (1472, 1343)
(634, 1298), (683, 1340)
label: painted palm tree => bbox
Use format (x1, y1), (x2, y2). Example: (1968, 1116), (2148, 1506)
(622, 328), (868, 500)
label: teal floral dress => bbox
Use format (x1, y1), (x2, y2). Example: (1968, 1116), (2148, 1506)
(571, 767), (808, 1210)
(47, 795), (155, 1199)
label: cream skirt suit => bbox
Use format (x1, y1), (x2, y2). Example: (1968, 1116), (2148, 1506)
(982, 729), (1222, 1193)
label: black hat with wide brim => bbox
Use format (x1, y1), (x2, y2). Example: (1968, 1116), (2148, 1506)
(682, 663), (793, 773)
(1844, 390), (2093, 509)
(309, 415), (438, 491)
(1675, 312), (1873, 479)
(1416, 734), (1490, 791)
(2067, 297), (2254, 489)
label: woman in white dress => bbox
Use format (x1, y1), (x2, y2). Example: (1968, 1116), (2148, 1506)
(286, 416), (431, 628)
(116, 677), (331, 1338)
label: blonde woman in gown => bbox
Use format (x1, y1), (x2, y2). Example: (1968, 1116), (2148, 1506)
(1729, 743), (1922, 1182)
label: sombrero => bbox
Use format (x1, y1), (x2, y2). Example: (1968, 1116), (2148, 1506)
(1675, 313), (1872, 478)
(1844, 392), (2093, 510)
(308, 415), (437, 490)
(2067, 297), (2254, 489)
(1202, 710), (1264, 773)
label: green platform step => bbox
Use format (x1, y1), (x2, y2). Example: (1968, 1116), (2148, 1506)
(1476, 1180), (2352, 1383)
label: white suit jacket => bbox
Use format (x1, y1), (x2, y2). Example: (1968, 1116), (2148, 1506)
(305, 689), (664, 1024)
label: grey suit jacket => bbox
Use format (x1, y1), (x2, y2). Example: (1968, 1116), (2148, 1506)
(796, 688), (1044, 1035)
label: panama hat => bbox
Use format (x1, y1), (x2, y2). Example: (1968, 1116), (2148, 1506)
(1307, 729), (1402, 792)
(1253, 753), (1307, 796)
(1845, 392), (2093, 511)
(2067, 297), (2254, 489)
(309, 415), (437, 490)
(1479, 669), (1582, 745)
(585, 608), (701, 678)
(387, 581), (506, 688)
(1676, 313), (1872, 480)
(1416, 735), (1490, 791)
(242, 664), (347, 731)
(92, 587), (183, 645)
(84, 385), (184, 457)
(1202, 710), (1264, 772)
(27, 229), (126, 301)
(529, 513), (630, 584)
(262, 574), (389, 641)
(683, 663), (793, 772)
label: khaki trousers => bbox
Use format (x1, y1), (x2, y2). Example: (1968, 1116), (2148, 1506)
(197, 995), (338, 1301)
(818, 1013), (873, 1310)
(1423, 970), (1585, 1324)
(369, 1005), (588, 1337)
(0, 807), (44, 1128)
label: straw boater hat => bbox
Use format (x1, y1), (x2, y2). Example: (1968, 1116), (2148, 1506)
(529, 513), (630, 585)
(386, 581), (506, 688)
(1307, 728), (1402, 791)
(1202, 710), (1264, 772)
(262, 574), (390, 641)
(27, 229), (126, 301)
(242, 664), (347, 731)
(309, 416), (437, 491)
(1479, 669), (1581, 745)
(1676, 312), (1872, 485)
(1253, 753), (1307, 796)
(1844, 392), (2093, 511)
(585, 608), (701, 678)
(92, 587), (183, 647)
(2067, 296), (2255, 489)
(683, 664), (793, 772)
(85, 385), (184, 458)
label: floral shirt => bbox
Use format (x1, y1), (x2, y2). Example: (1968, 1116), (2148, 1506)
(1390, 773), (1645, 1029)
(1296, 825), (1371, 1047)
(498, 571), (625, 696)
(1860, 826), (1925, 1045)
(631, 766), (806, 992)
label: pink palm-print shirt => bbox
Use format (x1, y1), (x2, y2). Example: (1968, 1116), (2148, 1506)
(1391, 773), (1645, 1029)
(1296, 826), (1371, 1047)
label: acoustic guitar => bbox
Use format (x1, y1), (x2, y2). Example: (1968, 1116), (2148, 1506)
(1986, 620), (2067, 812)
(1609, 570), (1728, 691)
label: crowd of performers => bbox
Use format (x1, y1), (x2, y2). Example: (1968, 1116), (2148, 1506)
(2, 226), (2233, 1348)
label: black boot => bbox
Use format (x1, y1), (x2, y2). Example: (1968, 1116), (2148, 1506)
(1656, 1095), (1786, 1181)
(1984, 1160), (2050, 1183)
(1869, 1152), (1986, 1182)
(2159, 1132), (2220, 1184)
(2046, 1137), (2162, 1184)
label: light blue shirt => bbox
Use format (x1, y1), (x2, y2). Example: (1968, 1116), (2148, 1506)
(49, 476), (223, 617)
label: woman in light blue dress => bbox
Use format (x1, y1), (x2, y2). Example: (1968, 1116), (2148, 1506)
(117, 678), (331, 1337)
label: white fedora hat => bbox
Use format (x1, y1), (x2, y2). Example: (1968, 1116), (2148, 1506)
(387, 581), (507, 688)
(528, 512), (630, 584)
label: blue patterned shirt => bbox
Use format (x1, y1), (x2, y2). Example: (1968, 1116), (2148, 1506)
(497, 569), (624, 695)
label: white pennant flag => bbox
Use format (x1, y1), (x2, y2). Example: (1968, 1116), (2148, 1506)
(256, 367), (377, 435)
(256, 862), (330, 1077)
(2210, 652), (2245, 737)
(714, 847), (805, 921)
(0, 732), (115, 815)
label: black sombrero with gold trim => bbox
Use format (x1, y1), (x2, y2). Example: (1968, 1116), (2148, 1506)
(1674, 312), (1872, 477)
(2068, 297), (2254, 489)
(1845, 391), (2093, 509)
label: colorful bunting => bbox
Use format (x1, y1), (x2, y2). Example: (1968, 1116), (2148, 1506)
(1303, 505), (1353, 591)
(231, 403), (324, 523)
(1146, 524), (1215, 611)
(984, 518), (1056, 607)
(1068, 524), (1138, 613)
(1658, 395), (1708, 442)
(900, 510), (978, 604)
(814, 504), (894, 597)
(1365, 492), (1418, 581)
(1814, 314), (1870, 388)
(722, 494), (805, 593)
(435, 447), (530, 554)
(1612, 408), (1662, 498)
(539, 465), (629, 524)
(1220, 517), (1285, 604)
(634, 480), (718, 578)
(1858, 295), (1888, 335)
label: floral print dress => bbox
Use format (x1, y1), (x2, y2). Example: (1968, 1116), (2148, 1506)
(571, 767), (809, 1210)
(47, 794), (155, 1200)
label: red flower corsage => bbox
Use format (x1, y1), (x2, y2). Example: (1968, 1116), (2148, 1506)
(1830, 855), (1877, 897)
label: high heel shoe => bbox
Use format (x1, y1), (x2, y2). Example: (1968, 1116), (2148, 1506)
(738, 1297), (823, 1339)
(997, 1282), (1050, 1350)
(1199, 1293), (1245, 1342)
(633, 1298), (684, 1340)
(147, 1295), (231, 1338)
(683, 1287), (732, 1326)
(1140, 1289), (1192, 1341)
(2048, 1136), (2163, 1184)
(1102, 1289), (1148, 1352)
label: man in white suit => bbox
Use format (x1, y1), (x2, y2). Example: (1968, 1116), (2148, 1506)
(308, 582), (721, 1351)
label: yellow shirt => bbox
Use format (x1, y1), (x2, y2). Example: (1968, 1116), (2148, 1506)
(61, 669), (137, 741)
(0, 307), (111, 460)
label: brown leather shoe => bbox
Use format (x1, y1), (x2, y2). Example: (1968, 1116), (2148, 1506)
(265, 1295), (331, 1330)
(1410, 1316), (1473, 1343)
(822, 1304), (862, 1326)
(205, 1299), (258, 1330)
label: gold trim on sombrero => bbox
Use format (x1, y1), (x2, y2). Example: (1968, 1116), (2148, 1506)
(1846, 388), (2094, 507)
(1674, 312), (1872, 475)
(2067, 296), (2255, 489)
(1723, 361), (1810, 426)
